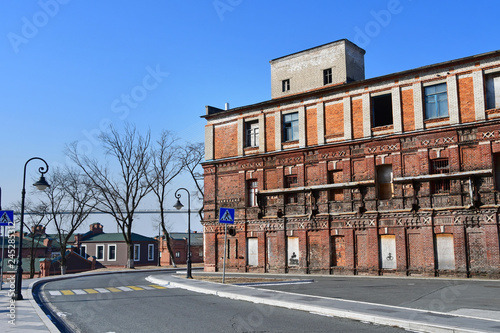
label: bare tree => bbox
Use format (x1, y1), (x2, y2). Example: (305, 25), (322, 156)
(12, 200), (51, 278)
(179, 142), (205, 220)
(66, 125), (152, 268)
(145, 130), (183, 267)
(42, 167), (97, 274)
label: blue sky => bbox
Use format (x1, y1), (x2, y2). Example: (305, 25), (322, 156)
(1, 0), (499, 236)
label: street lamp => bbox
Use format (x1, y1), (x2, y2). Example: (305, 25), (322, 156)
(173, 188), (192, 279)
(14, 157), (50, 300)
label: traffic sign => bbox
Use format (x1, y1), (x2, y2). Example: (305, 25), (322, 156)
(0, 210), (14, 226)
(219, 207), (235, 224)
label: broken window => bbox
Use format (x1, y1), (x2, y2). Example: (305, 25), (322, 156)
(285, 175), (298, 204)
(377, 164), (393, 199)
(486, 72), (500, 110)
(372, 93), (393, 127)
(430, 159), (450, 194)
(247, 180), (258, 207)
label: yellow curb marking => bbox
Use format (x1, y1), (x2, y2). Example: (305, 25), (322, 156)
(61, 290), (75, 295)
(149, 285), (167, 289)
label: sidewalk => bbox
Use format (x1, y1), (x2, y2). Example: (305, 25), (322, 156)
(0, 278), (58, 333)
(147, 273), (500, 333)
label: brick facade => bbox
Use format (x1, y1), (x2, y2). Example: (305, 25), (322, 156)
(202, 40), (500, 278)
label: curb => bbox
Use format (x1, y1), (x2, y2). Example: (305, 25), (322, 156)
(27, 267), (184, 332)
(146, 275), (493, 333)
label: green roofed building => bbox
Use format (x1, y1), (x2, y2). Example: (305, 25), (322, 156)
(72, 223), (158, 268)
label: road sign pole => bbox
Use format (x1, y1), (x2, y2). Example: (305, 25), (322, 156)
(0, 226), (4, 290)
(222, 223), (227, 284)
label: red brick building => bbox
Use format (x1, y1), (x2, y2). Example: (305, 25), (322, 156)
(201, 39), (500, 278)
(158, 232), (204, 266)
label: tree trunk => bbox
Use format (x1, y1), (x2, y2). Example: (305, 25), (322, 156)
(161, 225), (176, 268)
(61, 265), (67, 275)
(127, 242), (135, 269)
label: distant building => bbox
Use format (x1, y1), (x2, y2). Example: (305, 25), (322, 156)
(202, 39), (500, 278)
(72, 223), (158, 268)
(159, 232), (203, 266)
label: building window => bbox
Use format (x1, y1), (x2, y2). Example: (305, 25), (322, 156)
(285, 175), (298, 204)
(283, 112), (299, 141)
(245, 121), (259, 147)
(175, 251), (181, 258)
(494, 153), (500, 191)
(486, 73), (500, 110)
(377, 165), (393, 199)
(148, 244), (154, 261)
(247, 180), (258, 207)
(431, 159), (450, 194)
(108, 245), (116, 261)
(134, 244), (140, 261)
(199, 250), (203, 258)
(328, 170), (344, 201)
(96, 245), (104, 260)
(80, 245), (87, 259)
(372, 93), (393, 127)
(282, 79), (290, 92)
(424, 83), (448, 119)
(323, 68), (332, 85)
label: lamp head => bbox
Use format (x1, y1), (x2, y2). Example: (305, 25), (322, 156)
(173, 199), (184, 210)
(33, 175), (50, 191)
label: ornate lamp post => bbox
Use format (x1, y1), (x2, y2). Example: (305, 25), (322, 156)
(173, 188), (192, 279)
(14, 157), (50, 300)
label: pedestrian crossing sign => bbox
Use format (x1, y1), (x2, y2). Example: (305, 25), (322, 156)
(0, 210), (14, 226)
(219, 207), (235, 224)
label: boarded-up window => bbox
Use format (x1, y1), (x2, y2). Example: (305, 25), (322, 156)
(247, 238), (258, 267)
(377, 165), (393, 199)
(486, 73), (500, 110)
(331, 236), (345, 267)
(435, 234), (455, 270)
(328, 170), (344, 201)
(379, 235), (397, 269)
(287, 237), (299, 266)
(308, 232), (322, 269)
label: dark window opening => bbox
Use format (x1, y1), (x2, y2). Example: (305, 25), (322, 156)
(282, 79), (290, 92)
(431, 159), (450, 194)
(372, 93), (393, 127)
(323, 68), (333, 85)
(285, 175), (298, 204)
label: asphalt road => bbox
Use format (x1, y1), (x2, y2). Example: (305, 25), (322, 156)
(252, 274), (500, 314)
(34, 271), (407, 333)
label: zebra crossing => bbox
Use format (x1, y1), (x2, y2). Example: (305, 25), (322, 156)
(47, 284), (169, 296)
